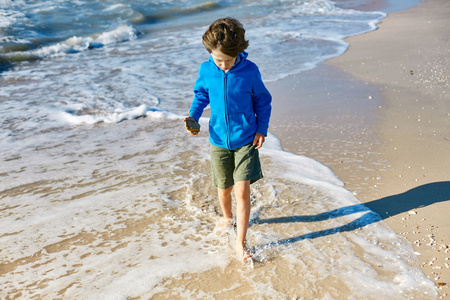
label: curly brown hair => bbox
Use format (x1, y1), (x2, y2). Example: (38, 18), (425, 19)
(202, 17), (249, 58)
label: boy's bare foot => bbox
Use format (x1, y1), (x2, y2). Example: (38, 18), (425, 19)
(214, 217), (234, 235)
(236, 241), (253, 262)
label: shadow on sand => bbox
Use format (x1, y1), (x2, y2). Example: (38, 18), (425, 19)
(252, 181), (450, 247)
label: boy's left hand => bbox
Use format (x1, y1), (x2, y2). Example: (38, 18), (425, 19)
(253, 133), (265, 150)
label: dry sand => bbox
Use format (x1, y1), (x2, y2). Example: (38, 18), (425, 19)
(269, 0), (449, 297)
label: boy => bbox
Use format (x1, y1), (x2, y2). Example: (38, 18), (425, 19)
(184, 17), (272, 261)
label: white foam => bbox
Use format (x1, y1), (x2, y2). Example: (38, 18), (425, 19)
(60, 104), (179, 125)
(0, 0), (24, 8)
(103, 3), (127, 11)
(7, 24), (139, 59)
(261, 133), (344, 187)
(0, 9), (17, 28)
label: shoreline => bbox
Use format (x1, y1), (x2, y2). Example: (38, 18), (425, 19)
(268, 0), (449, 296)
(329, 1), (450, 295)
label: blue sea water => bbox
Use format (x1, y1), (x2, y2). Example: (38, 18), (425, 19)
(0, 0), (389, 131)
(0, 0), (436, 299)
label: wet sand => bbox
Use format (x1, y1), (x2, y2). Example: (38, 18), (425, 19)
(269, 0), (449, 297)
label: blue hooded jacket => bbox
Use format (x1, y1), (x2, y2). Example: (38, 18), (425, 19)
(189, 52), (272, 150)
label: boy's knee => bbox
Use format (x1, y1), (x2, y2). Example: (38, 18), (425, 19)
(218, 186), (233, 197)
(234, 181), (250, 197)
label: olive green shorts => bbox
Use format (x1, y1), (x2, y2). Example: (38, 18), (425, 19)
(210, 142), (263, 190)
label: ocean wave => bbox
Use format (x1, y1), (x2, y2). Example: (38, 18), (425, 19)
(3, 24), (140, 62)
(0, 9), (16, 28)
(129, 1), (221, 25)
(60, 104), (180, 125)
(295, 0), (336, 14)
(0, 0), (25, 8)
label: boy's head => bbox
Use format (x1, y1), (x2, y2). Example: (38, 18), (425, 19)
(202, 17), (249, 58)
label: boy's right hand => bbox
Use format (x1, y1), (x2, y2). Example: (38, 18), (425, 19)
(184, 116), (200, 135)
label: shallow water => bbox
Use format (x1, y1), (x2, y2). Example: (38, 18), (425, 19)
(0, 117), (438, 298)
(0, 118), (437, 298)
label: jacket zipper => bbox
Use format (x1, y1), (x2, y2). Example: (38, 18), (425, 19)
(223, 72), (231, 150)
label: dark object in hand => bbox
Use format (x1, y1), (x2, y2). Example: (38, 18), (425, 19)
(185, 118), (200, 133)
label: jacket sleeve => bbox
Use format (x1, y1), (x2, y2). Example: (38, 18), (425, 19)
(189, 67), (210, 122)
(252, 68), (272, 136)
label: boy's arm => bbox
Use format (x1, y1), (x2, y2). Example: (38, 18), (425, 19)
(189, 70), (210, 122)
(252, 70), (272, 136)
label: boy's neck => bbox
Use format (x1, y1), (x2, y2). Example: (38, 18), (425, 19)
(223, 54), (240, 73)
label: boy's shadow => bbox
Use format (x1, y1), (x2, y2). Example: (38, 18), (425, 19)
(252, 181), (450, 247)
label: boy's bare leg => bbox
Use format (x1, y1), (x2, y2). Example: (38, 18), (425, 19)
(218, 185), (233, 219)
(215, 186), (234, 234)
(234, 180), (252, 260)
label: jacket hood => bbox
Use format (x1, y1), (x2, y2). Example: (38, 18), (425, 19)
(208, 51), (249, 72)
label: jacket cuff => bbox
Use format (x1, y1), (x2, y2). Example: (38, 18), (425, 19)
(189, 110), (201, 122)
(257, 124), (269, 136)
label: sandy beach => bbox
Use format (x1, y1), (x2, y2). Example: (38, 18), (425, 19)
(1, 0), (447, 298)
(270, 0), (449, 297)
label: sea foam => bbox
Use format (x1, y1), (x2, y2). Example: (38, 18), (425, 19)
(4, 25), (139, 61)
(60, 104), (179, 125)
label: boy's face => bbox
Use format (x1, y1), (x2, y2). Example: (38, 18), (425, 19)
(211, 49), (237, 73)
